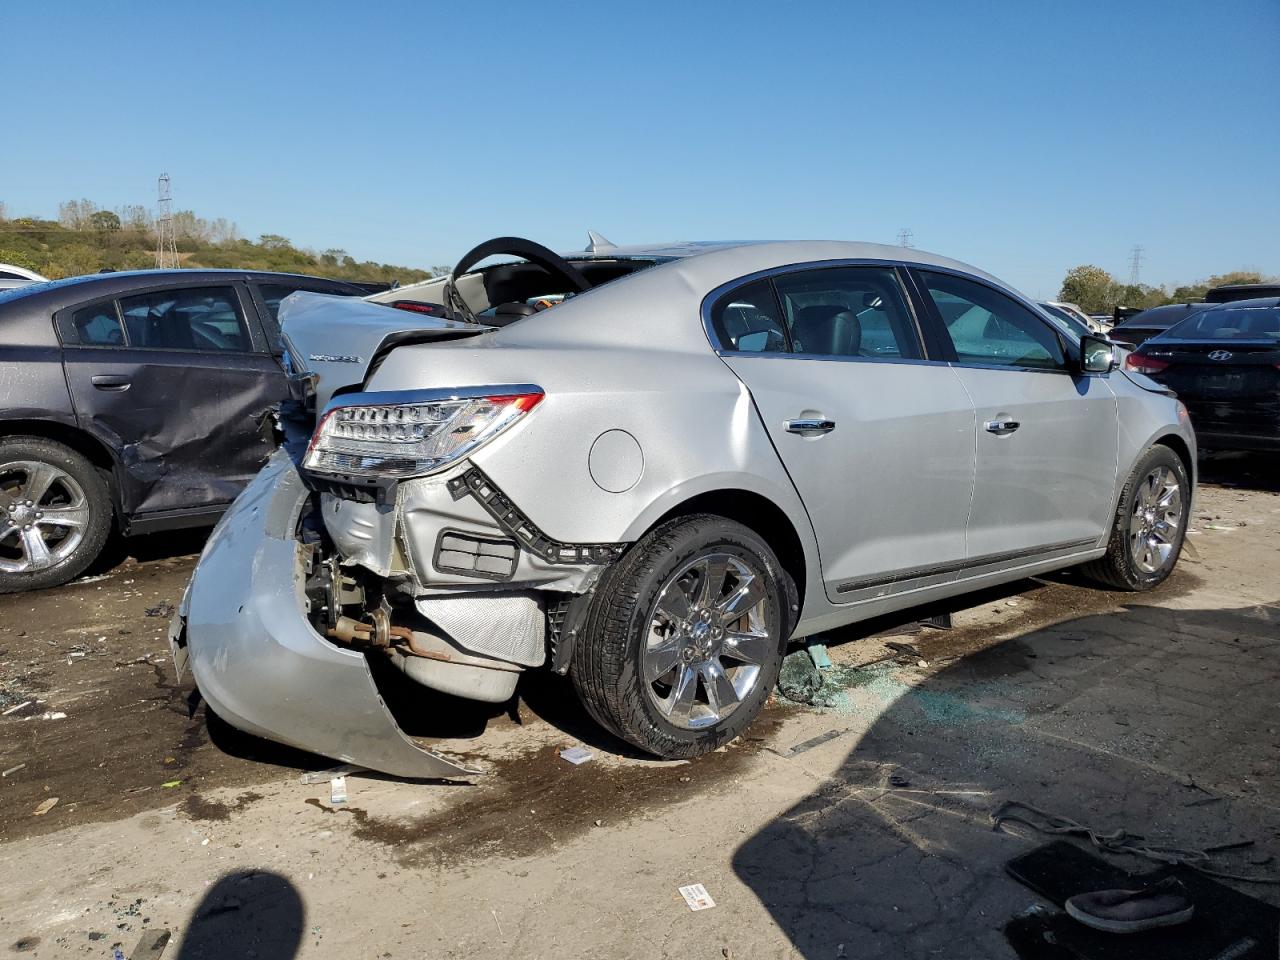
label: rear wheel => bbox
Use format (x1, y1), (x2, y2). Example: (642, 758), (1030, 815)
(0, 437), (112, 593)
(1081, 445), (1189, 591)
(572, 515), (792, 758)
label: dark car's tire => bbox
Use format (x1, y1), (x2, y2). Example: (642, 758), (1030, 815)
(571, 514), (794, 759)
(0, 437), (112, 594)
(1081, 444), (1189, 591)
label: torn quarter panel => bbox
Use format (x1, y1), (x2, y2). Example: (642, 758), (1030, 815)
(181, 448), (476, 779)
(278, 292), (490, 410)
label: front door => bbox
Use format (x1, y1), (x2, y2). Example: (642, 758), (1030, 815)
(712, 265), (976, 602)
(913, 270), (1118, 562)
(59, 283), (287, 519)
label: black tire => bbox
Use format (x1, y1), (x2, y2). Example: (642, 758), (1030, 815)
(0, 437), (112, 594)
(571, 514), (795, 759)
(1081, 444), (1190, 591)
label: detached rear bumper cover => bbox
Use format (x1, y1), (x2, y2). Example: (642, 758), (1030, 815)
(173, 449), (476, 779)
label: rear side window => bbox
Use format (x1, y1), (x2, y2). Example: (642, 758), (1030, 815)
(67, 302), (125, 346)
(774, 267), (920, 359)
(921, 271), (1065, 370)
(117, 286), (250, 351)
(257, 283), (318, 325)
(710, 279), (789, 353)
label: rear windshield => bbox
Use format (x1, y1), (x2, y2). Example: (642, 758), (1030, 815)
(1164, 304), (1280, 340)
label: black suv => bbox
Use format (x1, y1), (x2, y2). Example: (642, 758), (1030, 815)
(0, 269), (365, 592)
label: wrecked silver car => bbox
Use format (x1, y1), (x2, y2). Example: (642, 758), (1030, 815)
(173, 236), (1196, 777)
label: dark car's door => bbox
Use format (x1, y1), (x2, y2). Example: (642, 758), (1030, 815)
(57, 282), (287, 525)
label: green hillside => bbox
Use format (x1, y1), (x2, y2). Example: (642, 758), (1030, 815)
(0, 200), (438, 284)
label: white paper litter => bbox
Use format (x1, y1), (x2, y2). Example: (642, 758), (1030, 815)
(330, 776), (348, 804)
(559, 746), (594, 765)
(678, 883), (716, 911)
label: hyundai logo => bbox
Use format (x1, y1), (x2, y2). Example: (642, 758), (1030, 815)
(1208, 350), (1233, 361)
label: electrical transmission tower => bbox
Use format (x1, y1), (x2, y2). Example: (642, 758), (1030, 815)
(155, 174), (179, 268)
(1128, 244), (1144, 286)
(896, 227), (914, 248)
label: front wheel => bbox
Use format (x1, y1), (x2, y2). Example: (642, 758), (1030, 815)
(571, 515), (793, 759)
(1081, 444), (1189, 591)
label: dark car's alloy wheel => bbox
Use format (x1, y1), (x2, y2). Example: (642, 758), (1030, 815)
(1082, 444), (1189, 591)
(572, 514), (793, 759)
(0, 438), (112, 593)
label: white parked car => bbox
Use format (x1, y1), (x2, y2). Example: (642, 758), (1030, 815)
(0, 264), (48, 291)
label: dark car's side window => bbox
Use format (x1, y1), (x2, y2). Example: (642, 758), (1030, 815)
(68, 302), (125, 345)
(920, 271), (1065, 371)
(710, 279), (789, 353)
(117, 286), (250, 352)
(257, 283), (316, 325)
(774, 267), (920, 359)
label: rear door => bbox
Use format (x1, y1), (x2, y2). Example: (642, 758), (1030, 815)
(58, 282), (287, 520)
(712, 264), (976, 602)
(912, 269), (1118, 563)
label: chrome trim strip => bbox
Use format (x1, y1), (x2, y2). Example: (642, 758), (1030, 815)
(834, 537), (1099, 594)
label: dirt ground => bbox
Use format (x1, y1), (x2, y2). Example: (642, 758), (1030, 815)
(1, 453), (1278, 958)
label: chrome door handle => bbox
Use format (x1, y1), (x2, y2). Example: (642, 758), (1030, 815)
(984, 418), (1020, 435)
(785, 418), (836, 435)
(91, 374), (131, 391)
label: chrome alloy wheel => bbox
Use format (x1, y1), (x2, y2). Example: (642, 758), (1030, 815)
(1128, 464), (1183, 575)
(643, 552), (774, 729)
(0, 461), (91, 574)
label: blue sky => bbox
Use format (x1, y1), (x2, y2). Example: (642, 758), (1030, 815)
(3, 0), (1277, 297)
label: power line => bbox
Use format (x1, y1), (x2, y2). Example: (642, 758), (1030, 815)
(1128, 244), (1144, 286)
(896, 228), (913, 248)
(155, 174), (178, 269)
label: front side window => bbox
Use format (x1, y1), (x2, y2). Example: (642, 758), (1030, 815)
(774, 267), (920, 359)
(921, 271), (1065, 370)
(117, 286), (250, 351)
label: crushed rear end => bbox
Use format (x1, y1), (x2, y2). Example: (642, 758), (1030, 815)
(171, 291), (613, 775)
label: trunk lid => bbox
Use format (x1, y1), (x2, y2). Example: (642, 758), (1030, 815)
(278, 292), (491, 412)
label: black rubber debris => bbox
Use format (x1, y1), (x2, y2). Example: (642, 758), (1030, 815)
(1004, 841), (1279, 959)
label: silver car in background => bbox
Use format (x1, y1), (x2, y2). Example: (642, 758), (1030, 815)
(172, 237), (1195, 777)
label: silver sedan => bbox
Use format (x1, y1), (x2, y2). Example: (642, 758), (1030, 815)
(172, 237), (1195, 777)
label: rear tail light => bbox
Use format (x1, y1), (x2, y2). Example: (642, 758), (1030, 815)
(1124, 353), (1170, 375)
(304, 386), (543, 480)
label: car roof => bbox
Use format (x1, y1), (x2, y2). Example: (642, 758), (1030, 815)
(0, 268), (363, 311)
(1198, 295), (1280, 310)
(1114, 302), (1209, 327)
(567, 239), (1010, 288)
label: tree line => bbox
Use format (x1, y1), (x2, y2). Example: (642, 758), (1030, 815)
(1058, 264), (1274, 315)
(0, 199), (441, 284)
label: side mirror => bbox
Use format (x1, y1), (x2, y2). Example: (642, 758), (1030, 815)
(1080, 334), (1115, 374)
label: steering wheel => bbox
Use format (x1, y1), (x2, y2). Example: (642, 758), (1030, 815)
(443, 237), (593, 324)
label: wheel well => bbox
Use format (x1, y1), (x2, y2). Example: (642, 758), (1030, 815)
(0, 419), (117, 474)
(649, 489), (807, 607)
(1153, 434), (1194, 481)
